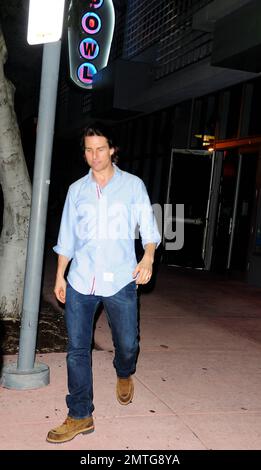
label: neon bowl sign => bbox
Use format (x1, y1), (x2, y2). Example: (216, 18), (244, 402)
(68, 0), (115, 89)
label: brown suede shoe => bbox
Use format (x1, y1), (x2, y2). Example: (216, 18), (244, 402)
(46, 416), (94, 443)
(116, 376), (134, 405)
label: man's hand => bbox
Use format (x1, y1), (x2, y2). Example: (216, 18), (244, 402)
(54, 255), (70, 303)
(133, 243), (156, 285)
(54, 276), (67, 303)
(132, 257), (153, 285)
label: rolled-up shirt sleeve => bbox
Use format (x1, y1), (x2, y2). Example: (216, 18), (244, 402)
(53, 189), (77, 260)
(134, 179), (161, 249)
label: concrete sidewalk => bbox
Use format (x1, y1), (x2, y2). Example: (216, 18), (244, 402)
(1, 264), (261, 450)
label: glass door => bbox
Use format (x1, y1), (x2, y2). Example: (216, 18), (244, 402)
(212, 149), (258, 272)
(164, 148), (220, 269)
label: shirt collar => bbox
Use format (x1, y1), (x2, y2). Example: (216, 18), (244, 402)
(87, 163), (121, 184)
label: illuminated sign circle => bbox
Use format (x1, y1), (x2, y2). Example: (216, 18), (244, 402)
(81, 12), (101, 34)
(77, 62), (97, 85)
(79, 38), (99, 59)
(90, 0), (104, 8)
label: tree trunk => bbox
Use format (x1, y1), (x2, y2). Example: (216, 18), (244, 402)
(0, 27), (31, 319)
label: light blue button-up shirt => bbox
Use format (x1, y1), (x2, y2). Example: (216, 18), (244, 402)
(53, 165), (161, 296)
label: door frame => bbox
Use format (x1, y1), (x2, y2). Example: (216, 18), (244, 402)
(164, 140), (261, 272)
(215, 136), (261, 152)
(164, 147), (216, 269)
(215, 137), (261, 272)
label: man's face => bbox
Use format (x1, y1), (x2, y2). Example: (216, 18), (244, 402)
(84, 135), (114, 173)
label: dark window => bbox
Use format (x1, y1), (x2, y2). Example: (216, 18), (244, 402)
(225, 84), (243, 139)
(249, 78), (261, 136)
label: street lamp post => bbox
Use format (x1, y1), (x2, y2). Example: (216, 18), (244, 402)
(1, 0), (65, 389)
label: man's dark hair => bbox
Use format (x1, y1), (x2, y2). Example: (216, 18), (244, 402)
(82, 122), (119, 163)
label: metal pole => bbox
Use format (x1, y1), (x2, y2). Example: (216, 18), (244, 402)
(1, 41), (61, 389)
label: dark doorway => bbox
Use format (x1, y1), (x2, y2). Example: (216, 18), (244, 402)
(165, 150), (213, 268)
(212, 150), (257, 272)
(230, 152), (257, 271)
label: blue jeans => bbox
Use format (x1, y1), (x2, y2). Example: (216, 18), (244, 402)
(65, 281), (139, 419)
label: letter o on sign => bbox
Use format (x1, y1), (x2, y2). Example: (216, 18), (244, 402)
(82, 12), (101, 34)
(90, 0), (104, 7)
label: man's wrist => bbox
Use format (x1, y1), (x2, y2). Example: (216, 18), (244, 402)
(142, 253), (154, 264)
(56, 273), (65, 280)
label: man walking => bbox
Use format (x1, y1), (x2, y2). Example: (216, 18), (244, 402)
(47, 123), (160, 443)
